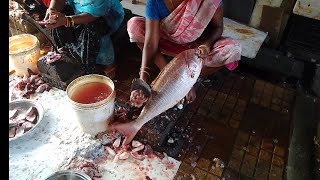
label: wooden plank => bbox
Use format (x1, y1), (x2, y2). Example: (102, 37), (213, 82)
(249, 0), (283, 28)
(259, 5), (284, 47)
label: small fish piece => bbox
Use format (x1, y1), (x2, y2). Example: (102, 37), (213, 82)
(9, 109), (19, 119)
(132, 140), (143, 148)
(15, 126), (25, 137)
(26, 106), (36, 116)
(132, 145), (145, 153)
(9, 119), (19, 128)
(130, 152), (145, 160)
(113, 149), (125, 162)
(167, 137), (174, 144)
(118, 151), (129, 160)
(22, 121), (34, 131)
(113, 137), (121, 148)
(143, 145), (153, 157)
(105, 146), (116, 156)
(36, 84), (47, 93)
(9, 128), (16, 138)
(26, 113), (37, 123)
(29, 74), (39, 83)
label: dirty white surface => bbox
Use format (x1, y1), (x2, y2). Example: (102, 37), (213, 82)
(249, 0), (283, 28)
(121, 0), (267, 59)
(9, 85), (180, 180)
(96, 153), (180, 179)
(293, 0), (320, 20)
(222, 18), (267, 59)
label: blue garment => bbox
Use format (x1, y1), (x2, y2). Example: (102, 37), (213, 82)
(66, 0), (125, 65)
(146, 0), (223, 20)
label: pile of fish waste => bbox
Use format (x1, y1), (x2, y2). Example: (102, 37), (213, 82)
(9, 106), (38, 139)
(66, 158), (102, 180)
(10, 74), (51, 100)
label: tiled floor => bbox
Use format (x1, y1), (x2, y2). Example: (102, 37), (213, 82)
(110, 46), (295, 180)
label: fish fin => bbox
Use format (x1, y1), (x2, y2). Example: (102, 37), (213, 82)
(130, 78), (152, 97)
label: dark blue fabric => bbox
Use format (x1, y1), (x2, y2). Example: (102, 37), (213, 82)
(145, 0), (223, 20)
(145, 0), (170, 20)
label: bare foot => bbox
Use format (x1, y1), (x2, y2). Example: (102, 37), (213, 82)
(186, 86), (196, 104)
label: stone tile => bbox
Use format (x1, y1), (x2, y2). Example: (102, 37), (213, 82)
(206, 173), (220, 180)
(272, 155), (285, 167)
(206, 89), (218, 99)
(231, 147), (245, 160)
(235, 99), (247, 113)
(221, 168), (239, 180)
(261, 138), (274, 153)
(234, 131), (249, 148)
(260, 94), (272, 108)
(249, 134), (262, 148)
(247, 145), (259, 157)
(270, 104), (282, 112)
(217, 93), (228, 102)
(174, 172), (184, 180)
(257, 159), (271, 171)
(271, 97), (282, 105)
(263, 83), (275, 95)
(254, 80), (265, 90)
(209, 166), (223, 177)
(254, 168), (269, 180)
(251, 90), (262, 105)
(197, 158), (211, 171)
(179, 162), (195, 174)
(259, 150), (272, 162)
(218, 109), (232, 123)
(193, 167), (208, 180)
(229, 119), (240, 129)
(231, 111), (243, 121)
(241, 154), (256, 177)
(273, 87), (284, 99)
(228, 157), (241, 171)
(269, 165), (283, 180)
(239, 78), (255, 101)
(274, 145), (286, 157)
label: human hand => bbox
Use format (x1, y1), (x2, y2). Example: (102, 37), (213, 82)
(108, 121), (142, 146)
(197, 44), (210, 58)
(38, 11), (66, 29)
(130, 89), (148, 108)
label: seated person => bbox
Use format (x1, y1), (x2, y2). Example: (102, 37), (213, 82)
(110, 0), (242, 145)
(38, 0), (124, 74)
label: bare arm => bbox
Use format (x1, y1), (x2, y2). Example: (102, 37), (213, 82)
(140, 19), (160, 82)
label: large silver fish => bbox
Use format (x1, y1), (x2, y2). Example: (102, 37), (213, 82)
(136, 49), (203, 124)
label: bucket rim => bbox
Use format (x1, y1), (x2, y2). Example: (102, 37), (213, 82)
(66, 74), (116, 109)
(9, 34), (39, 55)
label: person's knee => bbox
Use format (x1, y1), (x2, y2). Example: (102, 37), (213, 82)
(219, 38), (242, 58)
(127, 17), (144, 34)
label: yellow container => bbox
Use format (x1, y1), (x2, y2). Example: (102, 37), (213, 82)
(9, 34), (40, 76)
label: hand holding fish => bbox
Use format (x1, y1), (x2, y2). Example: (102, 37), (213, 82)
(130, 78), (152, 108)
(108, 121), (142, 146)
(130, 89), (148, 108)
(197, 44), (211, 59)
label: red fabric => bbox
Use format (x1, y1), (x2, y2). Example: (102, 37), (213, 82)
(40, 0), (51, 8)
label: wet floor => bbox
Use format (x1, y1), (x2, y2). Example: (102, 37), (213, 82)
(108, 45), (294, 180)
